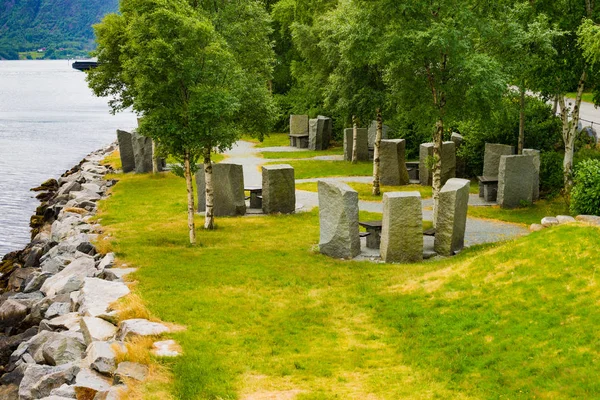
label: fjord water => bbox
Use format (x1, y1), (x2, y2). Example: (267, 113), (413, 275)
(0, 60), (136, 258)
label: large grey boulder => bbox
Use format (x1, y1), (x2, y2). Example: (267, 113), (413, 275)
(113, 361), (148, 384)
(380, 192), (423, 263)
(379, 139), (410, 186)
(117, 319), (169, 341)
(45, 302), (71, 320)
(289, 114), (309, 136)
(367, 120), (390, 149)
(73, 368), (112, 399)
(434, 178), (470, 256)
(262, 164), (296, 214)
(343, 128), (369, 161)
(40, 257), (97, 298)
(85, 341), (118, 376)
(130, 132), (153, 173)
(116, 130), (135, 173)
(76, 278), (130, 319)
(483, 143), (514, 177)
(45, 312), (81, 331)
(18, 363), (79, 400)
(497, 154), (535, 208)
(81, 317), (117, 345)
(42, 333), (86, 366)
(419, 141), (456, 186)
(522, 148), (540, 201)
(195, 163), (246, 216)
(318, 180), (360, 259)
(0, 299), (28, 328)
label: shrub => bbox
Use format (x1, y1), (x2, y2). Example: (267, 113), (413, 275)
(540, 151), (564, 196)
(570, 159), (600, 215)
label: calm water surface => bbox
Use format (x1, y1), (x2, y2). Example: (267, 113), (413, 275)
(0, 60), (136, 258)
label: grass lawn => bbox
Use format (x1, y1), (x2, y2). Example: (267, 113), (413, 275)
(297, 182), (434, 201)
(566, 91), (594, 103)
(268, 160), (373, 179)
(261, 146), (343, 160)
(468, 196), (571, 225)
(241, 132), (290, 148)
(98, 170), (600, 399)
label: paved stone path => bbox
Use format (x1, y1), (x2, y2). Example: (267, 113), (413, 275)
(223, 140), (529, 255)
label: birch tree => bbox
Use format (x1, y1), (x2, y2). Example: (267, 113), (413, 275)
(372, 109), (383, 195)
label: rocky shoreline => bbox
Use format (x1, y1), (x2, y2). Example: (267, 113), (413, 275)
(0, 143), (171, 399)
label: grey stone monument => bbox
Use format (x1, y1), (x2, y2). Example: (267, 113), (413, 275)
(379, 139), (410, 186)
(290, 114), (309, 136)
(434, 178), (470, 256)
(195, 163), (246, 216)
(419, 141), (456, 186)
(343, 128), (369, 161)
(450, 132), (464, 147)
(367, 120), (390, 149)
(317, 115), (332, 150)
(380, 192), (423, 263)
(262, 164), (296, 214)
(483, 143), (514, 177)
(308, 118), (325, 151)
(497, 155), (535, 208)
(522, 148), (540, 201)
(116, 130), (135, 173)
(318, 180), (360, 259)
(131, 132), (153, 173)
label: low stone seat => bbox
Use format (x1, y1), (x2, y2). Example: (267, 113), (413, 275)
(289, 133), (309, 148)
(358, 220), (382, 249)
(478, 175), (499, 202)
(423, 228), (436, 236)
(245, 186), (263, 209)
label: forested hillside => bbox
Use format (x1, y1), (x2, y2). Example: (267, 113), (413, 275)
(0, 0), (118, 59)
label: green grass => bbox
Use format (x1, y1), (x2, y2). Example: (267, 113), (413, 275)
(98, 171), (600, 399)
(268, 160), (373, 179)
(241, 132), (290, 148)
(296, 182), (433, 201)
(566, 92), (594, 103)
(261, 146), (343, 159)
(468, 196), (571, 225)
(18, 51), (44, 59)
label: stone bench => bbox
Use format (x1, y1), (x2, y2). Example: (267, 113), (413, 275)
(289, 134), (309, 148)
(245, 186), (262, 209)
(359, 220), (382, 249)
(478, 175), (498, 202)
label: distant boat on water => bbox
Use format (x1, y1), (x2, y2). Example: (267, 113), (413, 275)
(72, 60), (98, 71)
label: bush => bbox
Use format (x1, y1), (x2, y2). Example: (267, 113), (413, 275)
(570, 159), (600, 215)
(540, 151), (564, 196)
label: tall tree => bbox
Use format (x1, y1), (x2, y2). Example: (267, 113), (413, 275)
(88, 0), (275, 243)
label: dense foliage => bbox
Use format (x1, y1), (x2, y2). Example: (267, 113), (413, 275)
(0, 0), (119, 59)
(570, 159), (600, 215)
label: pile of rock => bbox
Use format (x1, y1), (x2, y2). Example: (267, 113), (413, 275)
(530, 214), (600, 231)
(0, 144), (175, 399)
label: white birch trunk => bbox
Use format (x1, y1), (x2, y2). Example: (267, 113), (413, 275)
(432, 119), (443, 228)
(518, 84), (525, 155)
(184, 151), (196, 245)
(351, 116), (358, 164)
(372, 109), (382, 196)
(204, 149), (215, 230)
(152, 140), (159, 174)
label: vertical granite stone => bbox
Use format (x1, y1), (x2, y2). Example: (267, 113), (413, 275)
(290, 115), (309, 136)
(343, 128), (369, 161)
(434, 178), (470, 256)
(318, 180), (360, 259)
(450, 132), (464, 147)
(116, 130), (135, 173)
(318, 116), (332, 150)
(195, 163), (246, 216)
(308, 118), (325, 151)
(419, 142), (456, 186)
(379, 139), (410, 186)
(130, 132), (153, 173)
(380, 192), (423, 263)
(497, 155), (535, 208)
(367, 120), (390, 149)
(262, 164), (296, 214)
(522, 148), (540, 201)
(483, 143), (514, 177)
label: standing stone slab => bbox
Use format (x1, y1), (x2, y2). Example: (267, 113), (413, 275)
(317, 115), (332, 149)
(130, 132), (153, 173)
(262, 164), (296, 214)
(367, 120), (390, 149)
(318, 181), (360, 259)
(290, 114), (309, 147)
(116, 130), (135, 173)
(195, 163), (246, 216)
(343, 128), (369, 161)
(434, 178), (470, 256)
(522, 148), (540, 201)
(497, 155), (535, 208)
(483, 143), (514, 177)
(419, 141), (456, 186)
(380, 192), (423, 263)
(308, 118), (325, 151)
(379, 139), (410, 186)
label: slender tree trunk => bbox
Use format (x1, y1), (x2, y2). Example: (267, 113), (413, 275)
(152, 140), (159, 174)
(552, 95), (559, 115)
(351, 115), (358, 164)
(518, 84), (525, 155)
(432, 119), (443, 228)
(204, 148), (215, 230)
(558, 70), (587, 194)
(183, 150), (196, 245)
(372, 109), (383, 196)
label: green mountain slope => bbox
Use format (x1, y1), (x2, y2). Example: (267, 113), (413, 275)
(0, 0), (119, 59)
